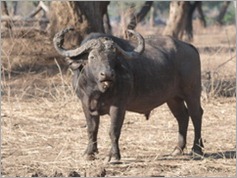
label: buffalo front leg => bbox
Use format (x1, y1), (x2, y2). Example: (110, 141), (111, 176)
(83, 106), (100, 160)
(107, 106), (126, 162)
(167, 97), (189, 156)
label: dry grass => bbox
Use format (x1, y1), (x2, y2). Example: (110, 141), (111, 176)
(195, 25), (236, 100)
(1, 24), (236, 177)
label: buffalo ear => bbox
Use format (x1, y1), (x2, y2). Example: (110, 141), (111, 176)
(65, 54), (88, 71)
(64, 58), (86, 71)
(69, 61), (87, 71)
(69, 62), (83, 70)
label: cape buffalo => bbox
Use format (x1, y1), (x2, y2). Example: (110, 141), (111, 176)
(53, 27), (204, 162)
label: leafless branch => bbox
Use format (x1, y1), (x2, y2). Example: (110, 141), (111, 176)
(26, 1), (49, 19)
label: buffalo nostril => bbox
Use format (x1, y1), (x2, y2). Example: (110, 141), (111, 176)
(100, 71), (115, 80)
(100, 72), (105, 77)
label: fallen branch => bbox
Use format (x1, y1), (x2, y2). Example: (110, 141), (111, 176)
(27, 4), (43, 18)
(26, 1), (49, 19)
(39, 1), (49, 12)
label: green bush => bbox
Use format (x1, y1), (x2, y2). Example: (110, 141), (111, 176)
(223, 6), (236, 25)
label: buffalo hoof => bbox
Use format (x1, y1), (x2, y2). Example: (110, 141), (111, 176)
(109, 157), (122, 164)
(104, 156), (121, 164)
(171, 146), (184, 156)
(84, 147), (98, 161)
(190, 148), (204, 160)
(85, 154), (96, 161)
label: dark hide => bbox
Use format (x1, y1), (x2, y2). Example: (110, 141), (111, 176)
(66, 33), (204, 162)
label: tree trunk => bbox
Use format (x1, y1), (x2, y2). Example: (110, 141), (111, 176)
(1, 1), (12, 29)
(163, 1), (188, 39)
(11, 1), (18, 15)
(48, 1), (110, 44)
(183, 2), (200, 41)
(1, 1), (9, 15)
(149, 5), (155, 27)
(216, 1), (231, 25)
(127, 1), (153, 30)
(196, 2), (206, 28)
(103, 12), (112, 34)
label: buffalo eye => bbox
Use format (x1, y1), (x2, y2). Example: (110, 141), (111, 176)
(111, 46), (116, 52)
(89, 55), (95, 60)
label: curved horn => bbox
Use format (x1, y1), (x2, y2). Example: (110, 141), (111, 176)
(115, 30), (145, 59)
(53, 27), (101, 57)
(127, 30), (145, 54)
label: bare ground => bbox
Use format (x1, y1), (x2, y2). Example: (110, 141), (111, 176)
(1, 25), (236, 177)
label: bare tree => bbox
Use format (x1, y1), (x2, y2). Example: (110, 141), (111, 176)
(27, 1), (49, 30)
(163, 1), (188, 39)
(163, 1), (206, 41)
(149, 5), (155, 27)
(196, 2), (206, 27)
(216, 1), (231, 25)
(127, 1), (153, 30)
(1, 1), (12, 29)
(27, 1), (49, 19)
(48, 1), (110, 44)
(183, 1), (202, 41)
(1, 1), (9, 15)
(11, 1), (18, 15)
(103, 12), (112, 34)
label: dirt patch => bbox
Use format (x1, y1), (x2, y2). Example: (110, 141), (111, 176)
(1, 25), (236, 177)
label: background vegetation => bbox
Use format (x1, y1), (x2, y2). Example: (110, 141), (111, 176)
(4, 1), (236, 25)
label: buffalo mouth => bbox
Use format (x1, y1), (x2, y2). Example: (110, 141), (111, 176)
(100, 80), (113, 90)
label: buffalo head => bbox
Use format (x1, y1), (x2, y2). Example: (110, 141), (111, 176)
(53, 27), (145, 92)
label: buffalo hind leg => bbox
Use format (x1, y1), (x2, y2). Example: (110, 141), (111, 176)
(167, 97), (189, 156)
(83, 106), (100, 160)
(185, 97), (204, 156)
